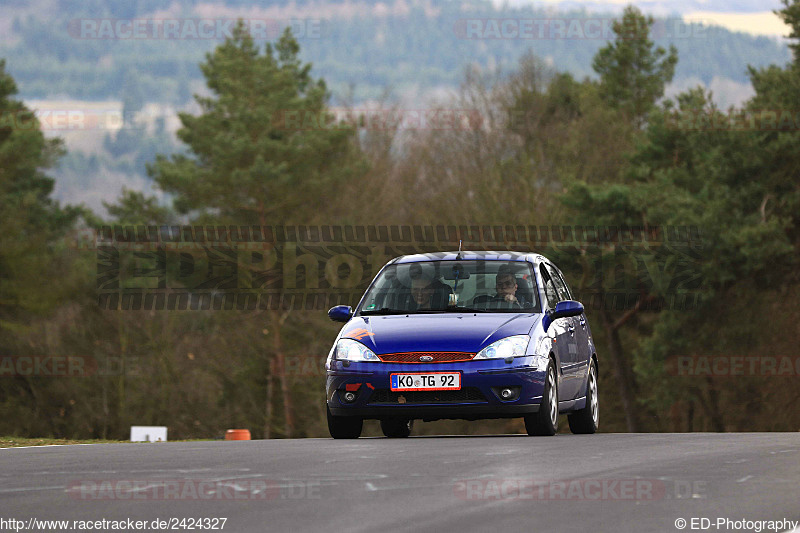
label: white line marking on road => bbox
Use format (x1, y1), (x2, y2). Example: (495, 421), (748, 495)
(769, 448), (796, 454)
(362, 481), (438, 492)
(0, 444), (100, 450)
(736, 475), (753, 483)
(25, 470), (120, 475)
(303, 474), (388, 482)
(3, 468), (254, 477)
(120, 482), (162, 493)
(0, 485), (65, 494)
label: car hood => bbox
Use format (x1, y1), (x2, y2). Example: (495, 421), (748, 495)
(340, 313), (541, 354)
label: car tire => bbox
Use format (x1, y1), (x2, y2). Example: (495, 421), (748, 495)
(568, 361), (599, 434)
(380, 419), (414, 438)
(524, 363), (558, 436)
(327, 405), (363, 439)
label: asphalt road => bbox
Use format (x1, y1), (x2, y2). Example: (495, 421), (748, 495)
(1, 433), (799, 533)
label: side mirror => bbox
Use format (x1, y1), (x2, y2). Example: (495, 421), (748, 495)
(542, 300), (584, 332)
(328, 305), (353, 323)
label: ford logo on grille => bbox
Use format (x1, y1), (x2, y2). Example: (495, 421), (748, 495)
(419, 355), (434, 362)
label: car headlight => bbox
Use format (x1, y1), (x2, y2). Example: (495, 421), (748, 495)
(334, 338), (380, 362)
(474, 335), (530, 360)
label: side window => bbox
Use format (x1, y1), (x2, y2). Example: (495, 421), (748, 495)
(546, 264), (571, 302)
(539, 264), (559, 310)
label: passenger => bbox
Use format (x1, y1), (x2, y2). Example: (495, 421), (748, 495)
(493, 266), (530, 308)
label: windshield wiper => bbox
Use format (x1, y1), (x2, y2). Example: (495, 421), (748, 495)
(360, 307), (409, 315)
(361, 307), (498, 315)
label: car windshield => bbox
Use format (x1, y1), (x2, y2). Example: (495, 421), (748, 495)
(358, 260), (540, 314)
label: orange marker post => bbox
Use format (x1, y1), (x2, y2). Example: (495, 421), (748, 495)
(225, 429), (251, 440)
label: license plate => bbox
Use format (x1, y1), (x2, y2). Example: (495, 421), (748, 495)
(390, 372), (461, 391)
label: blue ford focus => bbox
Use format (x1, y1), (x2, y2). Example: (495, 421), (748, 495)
(325, 251), (599, 438)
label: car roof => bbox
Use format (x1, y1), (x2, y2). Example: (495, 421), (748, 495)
(390, 251), (547, 264)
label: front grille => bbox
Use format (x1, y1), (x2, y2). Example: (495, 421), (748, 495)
(368, 387), (487, 404)
(377, 351), (475, 363)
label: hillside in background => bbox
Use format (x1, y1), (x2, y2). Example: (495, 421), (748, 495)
(0, 0), (792, 214)
(0, 0), (790, 104)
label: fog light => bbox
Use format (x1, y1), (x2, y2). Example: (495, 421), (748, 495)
(343, 391), (356, 402)
(500, 388), (514, 399)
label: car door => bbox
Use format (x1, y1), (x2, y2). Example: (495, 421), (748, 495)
(544, 263), (582, 400)
(538, 263), (571, 404)
(553, 266), (593, 401)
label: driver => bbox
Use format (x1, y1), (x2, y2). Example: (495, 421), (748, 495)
(410, 273), (435, 310)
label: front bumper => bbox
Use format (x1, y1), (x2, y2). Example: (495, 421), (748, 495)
(326, 357), (547, 421)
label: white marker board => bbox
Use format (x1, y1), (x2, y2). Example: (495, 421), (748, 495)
(130, 426), (167, 442)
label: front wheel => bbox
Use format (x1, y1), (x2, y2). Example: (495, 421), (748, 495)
(380, 418), (414, 438)
(524, 363), (558, 436)
(327, 405), (363, 439)
(568, 361), (599, 434)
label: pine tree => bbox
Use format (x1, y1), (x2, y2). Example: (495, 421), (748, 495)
(592, 6), (678, 127)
